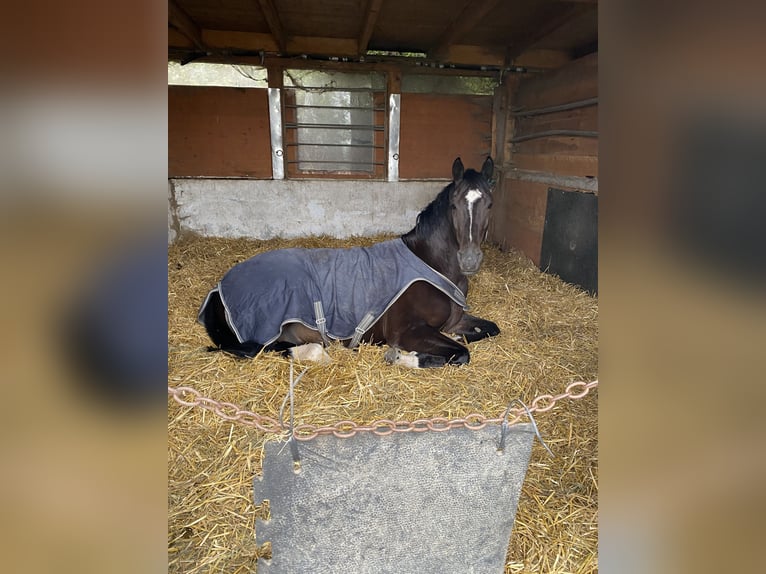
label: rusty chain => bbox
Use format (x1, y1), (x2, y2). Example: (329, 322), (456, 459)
(168, 379), (597, 442)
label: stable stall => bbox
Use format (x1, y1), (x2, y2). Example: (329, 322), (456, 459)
(168, 2), (599, 572)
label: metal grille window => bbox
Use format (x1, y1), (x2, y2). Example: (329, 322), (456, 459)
(283, 70), (386, 178)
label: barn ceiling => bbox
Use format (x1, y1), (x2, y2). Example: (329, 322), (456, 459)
(169, 0), (598, 71)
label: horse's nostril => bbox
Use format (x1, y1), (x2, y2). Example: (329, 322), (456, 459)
(458, 249), (483, 271)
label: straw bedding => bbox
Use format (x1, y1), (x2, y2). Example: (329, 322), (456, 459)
(168, 235), (598, 573)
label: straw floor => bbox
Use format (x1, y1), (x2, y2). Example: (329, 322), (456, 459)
(168, 235), (598, 573)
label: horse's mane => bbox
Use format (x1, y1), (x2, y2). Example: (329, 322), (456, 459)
(407, 183), (452, 240)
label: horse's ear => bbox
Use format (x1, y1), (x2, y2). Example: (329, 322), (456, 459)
(452, 157), (464, 182)
(481, 156), (494, 182)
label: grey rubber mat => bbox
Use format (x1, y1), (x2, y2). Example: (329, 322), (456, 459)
(254, 423), (535, 573)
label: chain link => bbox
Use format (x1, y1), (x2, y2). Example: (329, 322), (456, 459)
(168, 379), (597, 441)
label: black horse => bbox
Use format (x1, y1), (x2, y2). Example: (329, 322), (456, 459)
(199, 157), (499, 368)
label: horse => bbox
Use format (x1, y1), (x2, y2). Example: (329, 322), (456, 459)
(198, 156), (500, 368)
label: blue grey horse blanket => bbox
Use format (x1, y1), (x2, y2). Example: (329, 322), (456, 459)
(198, 238), (467, 347)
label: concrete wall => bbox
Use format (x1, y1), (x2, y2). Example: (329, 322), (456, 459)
(168, 178), (450, 241)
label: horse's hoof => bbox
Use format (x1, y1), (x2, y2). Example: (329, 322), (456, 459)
(384, 346), (420, 368)
(384, 346), (401, 365)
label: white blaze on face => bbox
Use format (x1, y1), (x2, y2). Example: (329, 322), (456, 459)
(465, 188), (483, 242)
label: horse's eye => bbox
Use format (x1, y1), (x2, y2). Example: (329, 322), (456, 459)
(450, 204), (457, 210)
(488, 202), (493, 209)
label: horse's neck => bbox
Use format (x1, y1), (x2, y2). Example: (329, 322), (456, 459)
(403, 227), (466, 290)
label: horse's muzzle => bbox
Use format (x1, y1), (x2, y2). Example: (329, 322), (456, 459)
(457, 248), (483, 275)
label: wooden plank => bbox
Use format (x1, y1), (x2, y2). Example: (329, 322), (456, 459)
(513, 134), (598, 156)
(513, 49), (572, 69)
(256, 0), (288, 53)
(387, 68), (402, 93)
(287, 36), (359, 57)
(513, 52), (597, 110)
(399, 93), (492, 179)
(508, 169), (598, 193)
(168, 0), (208, 53)
(508, 224), (543, 265)
(168, 86), (272, 178)
(506, 4), (591, 63)
(202, 31), (358, 57)
(508, 200), (546, 230)
(203, 30), (279, 52)
(181, 51), (500, 78)
(512, 153), (597, 178)
(440, 44), (505, 67)
(505, 179), (548, 213)
(515, 104), (598, 136)
(488, 178), (550, 263)
(358, 0), (385, 55)
(168, 27), (193, 49)
(491, 85), (506, 165)
(430, 0), (503, 60)
(510, 100), (598, 159)
(266, 65), (283, 88)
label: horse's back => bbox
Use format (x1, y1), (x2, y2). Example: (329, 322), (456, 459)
(212, 248), (321, 345)
(199, 239), (467, 348)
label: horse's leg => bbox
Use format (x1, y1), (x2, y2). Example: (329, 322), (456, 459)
(385, 323), (470, 368)
(446, 312), (500, 343)
(202, 297), (329, 362)
(375, 284), (472, 368)
(274, 322), (331, 363)
(201, 291), (265, 358)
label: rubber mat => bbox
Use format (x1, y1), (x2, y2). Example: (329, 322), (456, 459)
(254, 423), (535, 573)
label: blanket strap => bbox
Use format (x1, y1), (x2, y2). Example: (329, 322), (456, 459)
(348, 312), (376, 349)
(313, 301), (331, 346)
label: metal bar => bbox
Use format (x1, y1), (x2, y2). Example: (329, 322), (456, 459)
(387, 93), (401, 182)
(285, 142), (384, 149)
(267, 88), (285, 180)
(510, 129), (598, 143)
(285, 123), (384, 130)
(285, 104), (386, 111)
(512, 97), (599, 117)
(287, 160), (386, 166)
(285, 86), (386, 93)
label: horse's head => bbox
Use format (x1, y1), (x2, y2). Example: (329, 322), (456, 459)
(449, 156), (494, 276)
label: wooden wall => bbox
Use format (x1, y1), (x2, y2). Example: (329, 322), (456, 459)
(168, 86), (493, 180)
(489, 53), (598, 264)
(168, 86), (272, 178)
(399, 93), (493, 179)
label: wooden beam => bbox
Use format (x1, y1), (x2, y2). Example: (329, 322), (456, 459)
(168, 0), (208, 53)
(288, 35), (359, 57)
(183, 51), (499, 77)
(266, 65), (283, 88)
(256, 0), (288, 53)
(202, 30), (279, 53)
(387, 68), (401, 93)
(507, 168), (598, 193)
(204, 32), (506, 68)
(168, 27), (193, 49)
(358, 0), (385, 55)
(513, 49), (571, 69)
(170, 26), (543, 69)
(429, 0), (502, 61)
(511, 153), (598, 178)
(505, 4), (591, 63)
(439, 44), (505, 67)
